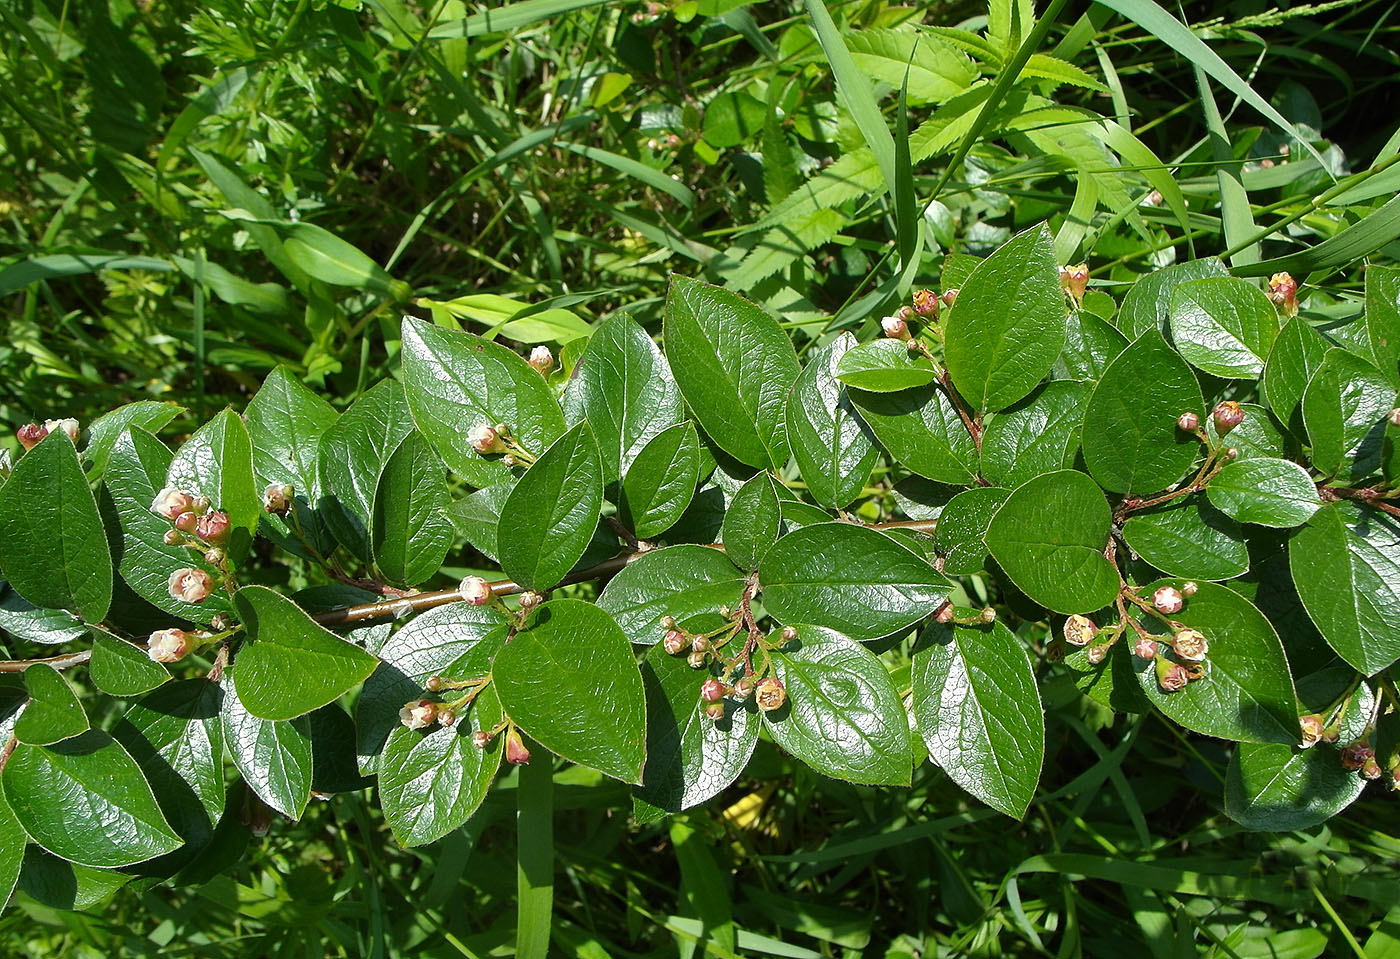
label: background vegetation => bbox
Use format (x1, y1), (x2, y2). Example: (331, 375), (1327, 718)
(3, 0), (1400, 954)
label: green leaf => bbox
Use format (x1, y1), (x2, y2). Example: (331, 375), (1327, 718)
(14, 665), (89, 745)
(492, 600), (646, 783)
(1082, 330), (1204, 494)
(562, 313), (684, 484)
(663, 275), (800, 469)
(1206, 457), (1321, 528)
(1054, 308), (1129, 382)
(912, 620), (1044, 818)
(943, 224), (1066, 412)
(83, 401), (183, 481)
(101, 428), (231, 625)
(222, 669), (312, 819)
(1290, 502), (1400, 675)
(759, 524), (950, 641)
(1121, 500), (1248, 581)
(597, 545), (747, 646)
(15, 848), (133, 911)
(1225, 743), (1365, 831)
(0, 431), (111, 623)
(850, 383), (979, 485)
(935, 487), (1010, 575)
(401, 316), (565, 489)
(633, 644), (758, 818)
(232, 585), (378, 720)
(1133, 580), (1299, 743)
(833, 339), (937, 393)
(89, 631), (171, 697)
(318, 379), (414, 564)
(844, 28), (977, 104)
(785, 333), (879, 510)
(447, 481), (515, 564)
(1, 729), (181, 867)
(1262, 315), (1331, 434)
(498, 422), (604, 591)
(1204, 402), (1285, 461)
(379, 685), (504, 846)
(979, 381), (1087, 488)
(1119, 258), (1229, 338)
(0, 584), (86, 646)
(1168, 277), (1278, 379)
(1367, 264), (1400, 385)
(371, 431), (452, 587)
(764, 626), (911, 786)
(167, 409), (261, 564)
(280, 221), (406, 299)
(0, 790), (23, 910)
(985, 470), (1120, 614)
(620, 422), (701, 539)
(720, 473), (781, 571)
(1302, 349), (1397, 482)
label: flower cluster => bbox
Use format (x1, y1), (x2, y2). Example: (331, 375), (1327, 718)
(659, 613), (792, 720)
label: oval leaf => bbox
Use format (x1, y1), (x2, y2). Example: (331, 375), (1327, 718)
(720, 472), (781, 571)
(979, 381), (1087, 488)
(850, 383), (979, 485)
(1206, 457), (1320, 528)
(1262, 314), (1330, 434)
(934, 487), (1010, 575)
(371, 430), (453, 586)
(167, 409), (261, 564)
(785, 333), (879, 509)
(834, 339), (937, 392)
(222, 669), (313, 819)
(317, 379), (414, 564)
(620, 422), (701, 539)
(1225, 743), (1365, 831)
(1121, 500), (1248, 581)
(1168, 276), (1278, 378)
(89, 631), (171, 697)
(498, 421), (604, 591)
(1302, 349), (1397, 482)
(14, 664), (89, 746)
(597, 545), (747, 646)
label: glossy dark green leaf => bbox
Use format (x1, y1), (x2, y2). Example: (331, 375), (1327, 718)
(764, 626), (910, 785)
(498, 421), (604, 591)
(221, 669), (312, 819)
(597, 545), (747, 646)
(1206, 457), (1320, 528)
(318, 379), (414, 564)
(985, 471), (1120, 614)
(1133, 580), (1298, 743)
(1, 729), (181, 867)
(943, 224), (1065, 412)
(0, 431), (111, 623)
(720, 473), (781, 571)
(1224, 742), (1365, 831)
(1082, 330), (1204, 494)
(0, 790), (23, 910)
(850, 383), (978, 485)
(785, 334), (879, 509)
(1119, 257), (1229, 337)
(1204, 402), (1285, 461)
(1262, 314), (1330, 433)
(1065, 637), (1153, 714)
(1367, 264), (1400, 385)
(493, 600), (646, 783)
(308, 704), (369, 795)
(912, 620), (1044, 817)
(833, 339), (937, 392)
(1053, 309), (1128, 382)
(232, 585), (378, 720)
(14, 664), (88, 745)
(89, 631), (170, 697)
(620, 422), (701, 539)
(1290, 502), (1400, 675)
(371, 431), (452, 586)
(167, 409), (261, 564)
(759, 524), (950, 641)
(0, 583), (86, 646)
(16, 847), (132, 911)
(102, 428), (231, 625)
(979, 381), (1087, 488)
(562, 312), (684, 483)
(1168, 277), (1278, 379)
(934, 487), (1009, 575)
(83, 401), (183, 481)
(633, 644), (758, 819)
(447, 481), (515, 563)
(402, 316), (567, 489)
(663, 275), (800, 469)
(1121, 500), (1248, 580)
(1302, 349), (1396, 481)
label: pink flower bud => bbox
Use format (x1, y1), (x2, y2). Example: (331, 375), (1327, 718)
(1299, 714), (1325, 747)
(979, 607), (997, 624)
(43, 418), (79, 444)
(663, 629), (688, 655)
(1157, 660), (1191, 692)
(163, 529), (183, 546)
(262, 483), (295, 516)
(203, 547), (225, 566)
(1132, 637), (1157, 660)
(881, 315), (911, 341)
(935, 602), (955, 624)
(755, 676), (786, 712)
(700, 678), (729, 703)
(471, 730), (492, 749)
(196, 511), (231, 545)
(505, 728), (531, 765)
(1267, 272), (1299, 318)
(174, 511), (199, 533)
(1361, 757), (1383, 780)
(939, 288), (959, 309)
(686, 650), (706, 668)
(1085, 644), (1108, 665)
(703, 702), (726, 721)
(147, 628), (192, 663)
(1171, 628), (1209, 661)
(16, 423), (48, 450)
(425, 675), (446, 692)
(732, 677), (754, 700)
(1153, 586), (1184, 614)
(690, 635), (710, 653)
(1212, 401), (1245, 437)
(468, 424), (507, 455)
(152, 487), (195, 521)
(1182, 581), (1198, 597)
(1063, 614), (1097, 647)
(1341, 743), (1374, 771)
(911, 289), (940, 317)
(518, 590), (543, 612)
(527, 346), (554, 374)
(659, 615), (677, 630)
(1390, 408), (1400, 428)
(437, 708), (458, 727)
(1060, 264), (1089, 302)
(1176, 411), (1200, 432)
(168, 567), (213, 604)
(778, 625), (798, 643)
(399, 699), (437, 730)
(896, 305), (915, 321)
(459, 576), (493, 606)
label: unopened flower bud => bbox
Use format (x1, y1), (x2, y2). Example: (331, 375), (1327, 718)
(755, 676), (786, 712)
(263, 482), (295, 516)
(1182, 581), (1198, 597)
(1063, 614), (1098, 647)
(189, 495), (211, 514)
(881, 315), (911, 341)
(778, 626), (798, 643)
(1153, 586), (1184, 614)
(147, 628), (191, 663)
(1341, 743), (1374, 771)
(979, 607), (996, 624)
(43, 418), (79, 444)
(700, 679), (729, 703)
(1157, 659), (1191, 692)
(210, 612), (233, 631)
(1133, 637), (1157, 660)
(528, 346), (555, 374)
(939, 288), (959, 309)
(1212, 401), (1245, 437)
(1171, 628), (1209, 661)
(437, 708), (458, 727)
(1060, 264), (1089, 302)
(659, 615), (677, 630)
(935, 602), (956, 624)
(168, 567), (213, 603)
(459, 576), (493, 606)
(175, 511), (199, 533)
(703, 702), (726, 721)
(1176, 411), (1200, 432)
(425, 675), (446, 692)
(1300, 714), (1325, 747)
(663, 629), (688, 654)
(896, 305), (915, 321)
(399, 699), (437, 730)
(732, 677), (754, 700)
(1361, 757), (1383, 780)
(152, 487), (195, 521)
(1389, 408), (1400, 428)
(163, 529), (183, 546)
(1223, 447), (1238, 460)
(686, 650), (706, 668)
(1085, 644), (1108, 665)
(911, 288), (940, 316)
(196, 511), (231, 544)
(1267, 272), (1299, 318)
(518, 590), (543, 612)
(468, 423), (507, 455)
(471, 730), (492, 749)
(505, 728), (531, 765)
(690, 635), (710, 654)
(16, 423), (47, 450)
(203, 547), (225, 566)
(502, 454), (518, 467)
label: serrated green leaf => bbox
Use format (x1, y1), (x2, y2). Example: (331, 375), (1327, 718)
(318, 379), (414, 564)
(834, 339), (937, 393)
(844, 29), (977, 104)
(934, 487), (1009, 575)
(597, 545), (747, 645)
(1225, 742), (1365, 831)
(498, 421), (603, 591)
(221, 670), (312, 819)
(850, 383), (979, 485)
(979, 381), (1087, 487)
(785, 334), (879, 510)
(620, 422), (701, 539)
(1119, 258), (1229, 337)
(1121, 500), (1248, 581)
(1206, 457), (1320, 528)
(14, 664), (88, 746)
(1262, 315), (1330, 435)
(1302, 349), (1397, 482)
(89, 631), (171, 697)
(1168, 277), (1278, 379)
(720, 473), (781, 571)
(167, 409), (261, 564)
(372, 431), (452, 587)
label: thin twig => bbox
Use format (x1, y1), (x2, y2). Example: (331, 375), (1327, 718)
(0, 649), (93, 673)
